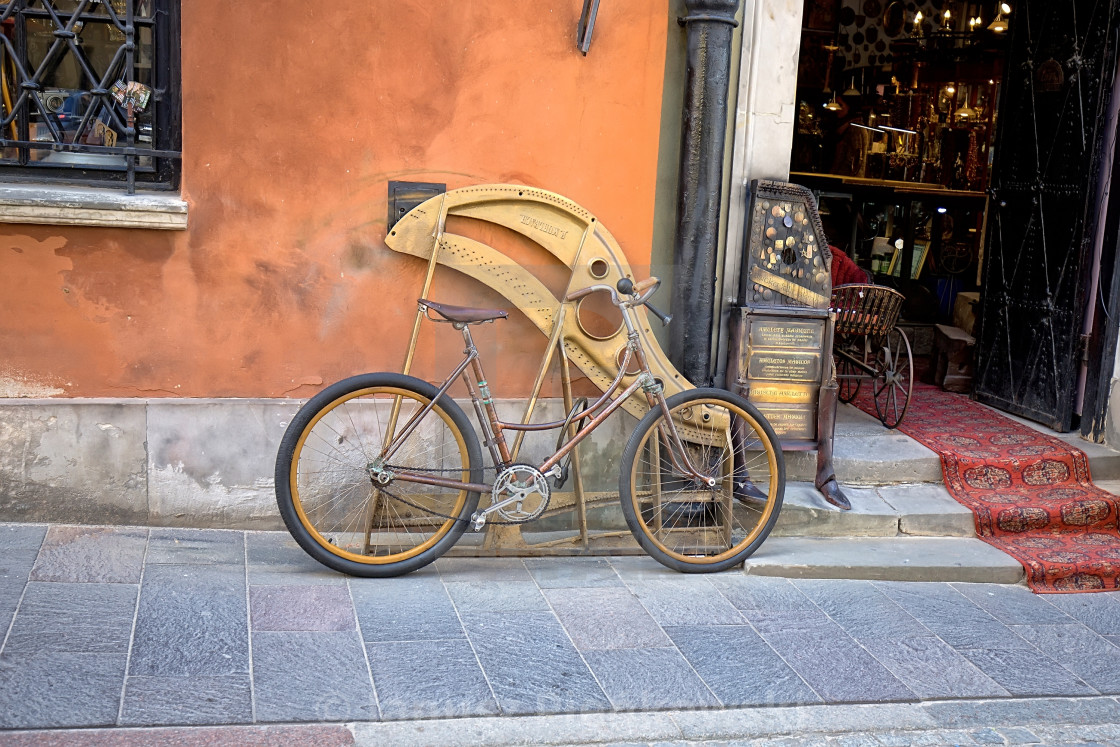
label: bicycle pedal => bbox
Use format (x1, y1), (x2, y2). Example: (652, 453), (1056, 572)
(470, 513), (487, 532)
(552, 465), (569, 490)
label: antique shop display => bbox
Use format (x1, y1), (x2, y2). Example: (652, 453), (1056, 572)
(728, 180), (849, 509)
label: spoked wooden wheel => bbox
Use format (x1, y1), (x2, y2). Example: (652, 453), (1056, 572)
(835, 341), (865, 404)
(872, 328), (913, 428)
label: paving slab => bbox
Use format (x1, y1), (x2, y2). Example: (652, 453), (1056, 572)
(350, 572), (464, 643)
(0, 651), (127, 729)
(367, 638), (499, 720)
(583, 646), (721, 710)
(128, 564), (248, 677)
(252, 630), (377, 723)
(3, 581), (136, 655)
(120, 675), (253, 726)
(29, 526), (148, 584)
(544, 586), (669, 650)
(664, 624), (821, 707)
(743, 536), (1025, 583)
(458, 611), (611, 716)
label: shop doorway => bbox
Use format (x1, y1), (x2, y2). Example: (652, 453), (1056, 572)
(974, 0), (1120, 432)
(789, 0), (1120, 433)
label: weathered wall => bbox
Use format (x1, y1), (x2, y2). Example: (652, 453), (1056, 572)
(0, 1), (669, 399)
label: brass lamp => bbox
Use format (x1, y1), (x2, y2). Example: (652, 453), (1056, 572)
(989, 3), (1010, 32)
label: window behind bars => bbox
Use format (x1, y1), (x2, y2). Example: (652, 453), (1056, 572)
(0, 0), (179, 193)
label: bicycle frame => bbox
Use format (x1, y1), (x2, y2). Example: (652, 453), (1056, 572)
(375, 294), (715, 498)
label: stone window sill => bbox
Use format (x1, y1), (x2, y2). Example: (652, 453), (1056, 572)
(0, 183), (188, 230)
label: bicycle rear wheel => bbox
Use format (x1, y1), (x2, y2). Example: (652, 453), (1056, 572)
(275, 373), (482, 577)
(619, 388), (785, 573)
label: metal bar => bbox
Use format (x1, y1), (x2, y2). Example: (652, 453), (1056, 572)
(500, 344), (634, 432)
(559, 346), (590, 548)
(390, 470), (491, 496)
(510, 304), (566, 461)
(381, 350), (477, 461)
(577, 0), (601, 55)
(126, 0), (136, 194)
(0, 140), (180, 157)
(400, 192), (448, 378)
(387, 193), (450, 445)
(538, 374), (647, 474)
(469, 352), (512, 465)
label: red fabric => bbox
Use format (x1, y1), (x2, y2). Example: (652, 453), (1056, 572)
(852, 382), (1120, 592)
(830, 246), (870, 286)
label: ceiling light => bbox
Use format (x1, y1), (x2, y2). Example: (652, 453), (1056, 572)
(990, 3), (1010, 32)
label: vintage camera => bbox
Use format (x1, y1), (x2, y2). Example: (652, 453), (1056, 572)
(38, 88), (72, 113)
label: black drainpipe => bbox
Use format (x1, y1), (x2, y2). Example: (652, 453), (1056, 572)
(668, 0), (741, 386)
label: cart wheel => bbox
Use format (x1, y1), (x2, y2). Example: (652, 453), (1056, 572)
(873, 328), (913, 428)
(835, 343), (864, 404)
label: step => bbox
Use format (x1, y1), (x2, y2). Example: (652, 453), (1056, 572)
(784, 405), (943, 485)
(742, 536), (1026, 584)
(773, 482), (976, 538)
(998, 410), (1120, 481)
(785, 402), (1120, 486)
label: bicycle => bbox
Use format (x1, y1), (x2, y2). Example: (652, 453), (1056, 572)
(274, 276), (785, 576)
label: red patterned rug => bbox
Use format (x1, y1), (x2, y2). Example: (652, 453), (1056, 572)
(851, 381), (1120, 593)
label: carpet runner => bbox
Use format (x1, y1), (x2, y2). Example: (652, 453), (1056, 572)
(851, 381), (1120, 593)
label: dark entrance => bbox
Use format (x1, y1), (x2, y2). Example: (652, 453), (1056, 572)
(974, 0), (1120, 431)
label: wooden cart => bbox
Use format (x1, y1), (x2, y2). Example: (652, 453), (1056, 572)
(830, 283), (914, 428)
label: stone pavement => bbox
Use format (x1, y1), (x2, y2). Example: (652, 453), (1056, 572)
(3, 522), (1120, 745)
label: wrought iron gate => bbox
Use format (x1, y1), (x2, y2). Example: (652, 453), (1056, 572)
(975, 0), (1120, 431)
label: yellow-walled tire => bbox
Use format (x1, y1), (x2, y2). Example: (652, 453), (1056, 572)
(275, 373), (482, 577)
(619, 388), (784, 572)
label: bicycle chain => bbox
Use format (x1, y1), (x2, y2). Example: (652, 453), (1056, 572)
(376, 465), (542, 527)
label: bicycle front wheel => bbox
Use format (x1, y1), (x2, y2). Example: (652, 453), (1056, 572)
(619, 388), (785, 573)
(275, 373), (482, 577)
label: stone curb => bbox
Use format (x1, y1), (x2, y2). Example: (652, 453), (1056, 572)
(4, 696), (1119, 746)
(347, 696), (1120, 746)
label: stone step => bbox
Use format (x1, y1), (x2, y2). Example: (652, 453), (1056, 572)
(783, 403), (1120, 486)
(742, 536), (1025, 584)
(773, 481), (975, 538)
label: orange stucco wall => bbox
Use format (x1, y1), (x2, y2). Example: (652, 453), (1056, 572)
(1, 1), (669, 398)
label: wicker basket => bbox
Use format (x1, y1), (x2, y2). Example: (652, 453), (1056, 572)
(830, 284), (905, 337)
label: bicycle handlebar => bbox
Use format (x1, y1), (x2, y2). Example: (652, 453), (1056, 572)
(563, 276), (672, 327)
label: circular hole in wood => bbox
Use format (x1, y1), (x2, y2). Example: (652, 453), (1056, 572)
(576, 290), (624, 341)
(588, 258), (610, 279)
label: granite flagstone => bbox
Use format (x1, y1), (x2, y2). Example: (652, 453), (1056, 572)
(2, 523), (1120, 734)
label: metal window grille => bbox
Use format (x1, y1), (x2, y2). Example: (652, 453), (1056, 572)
(0, 0), (179, 193)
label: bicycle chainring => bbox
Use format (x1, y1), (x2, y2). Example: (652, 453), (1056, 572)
(491, 464), (551, 523)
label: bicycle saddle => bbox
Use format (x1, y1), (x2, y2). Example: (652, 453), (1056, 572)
(418, 298), (508, 323)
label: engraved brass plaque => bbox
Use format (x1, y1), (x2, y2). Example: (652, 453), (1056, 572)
(750, 266), (829, 308)
(754, 404), (818, 440)
(747, 382), (819, 404)
(747, 351), (820, 382)
(750, 320), (825, 349)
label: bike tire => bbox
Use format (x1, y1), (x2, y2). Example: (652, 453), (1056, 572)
(619, 388), (785, 573)
(275, 372), (483, 577)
